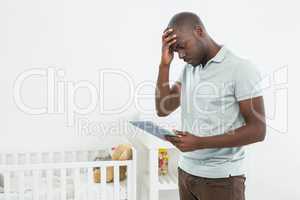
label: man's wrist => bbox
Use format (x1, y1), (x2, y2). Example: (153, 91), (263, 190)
(197, 136), (210, 149)
(159, 62), (170, 69)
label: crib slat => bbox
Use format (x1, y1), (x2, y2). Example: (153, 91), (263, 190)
(36, 152), (42, 164)
(127, 163), (133, 200)
(100, 166), (107, 200)
(61, 152), (65, 162)
(12, 153), (17, 165)
(61, 168), (67, 200)
(47, 170), (53, 199)
(74, 168), (80, 200)
(49, 152), (54, 163)
(4, 171), (10, 198)
(72, 152), (77, 162)
(4, 154), (8, 165)
(77, 151), (82, 162)
(88, 168), (93, 200)
(19, 171), (25, 200)
(33, 170), (39, 200)
(18, 153), (22, 164)
(25, 153), (30, 164)
(84, 151), (89, 162)
(88, 168), (93, 184)
(114, 165), (120, 200)
(5, 154), (10, 165)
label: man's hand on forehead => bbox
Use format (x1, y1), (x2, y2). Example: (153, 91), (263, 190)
(163, 27), (173, 33)
(160, 27), (178, 65)
(162, 28), (179, 51)
(163, 28), (175, 38)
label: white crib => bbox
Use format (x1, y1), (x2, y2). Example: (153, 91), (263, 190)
(0, 148), (136, 200)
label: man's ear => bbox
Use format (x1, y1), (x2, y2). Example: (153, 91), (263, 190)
(193, 25), (204, 39)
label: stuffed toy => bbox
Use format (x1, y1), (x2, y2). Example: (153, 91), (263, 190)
(93, 144), (132, 183)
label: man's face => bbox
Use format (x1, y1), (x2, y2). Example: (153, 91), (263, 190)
(170, 29), (205, 67)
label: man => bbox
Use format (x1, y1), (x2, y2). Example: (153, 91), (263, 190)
(155, 12), (266, 200)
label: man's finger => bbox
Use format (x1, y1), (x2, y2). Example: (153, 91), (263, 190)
(163, 28), (173, 35)
(162, 29), (174, 40)
(164, 135), (174, 141)
(165, 41), (177, 54)
(164, 135), (172, 141)
(163, 34), (177, 44)
(165, 135), (180, 143)
(164, 135), (176, 142)
(174, 130), (187, 136)
(165, 137), (175, 145)
(167, 38), (177, 48)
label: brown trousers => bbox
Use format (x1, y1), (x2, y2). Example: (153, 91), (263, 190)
(178, 167), (246, 200)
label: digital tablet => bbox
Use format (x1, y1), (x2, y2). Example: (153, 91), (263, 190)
(129, 121), (177, 140)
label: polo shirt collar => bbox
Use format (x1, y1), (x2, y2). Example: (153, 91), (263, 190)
(187, 45), (227, 69)
(210, 45), (227, 63)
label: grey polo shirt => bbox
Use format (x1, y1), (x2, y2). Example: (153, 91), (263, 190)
(177, 46), (263, 178)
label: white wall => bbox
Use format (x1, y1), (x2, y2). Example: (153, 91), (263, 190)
(0, 0), (299, 199)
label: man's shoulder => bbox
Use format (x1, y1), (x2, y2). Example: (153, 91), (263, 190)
(224, 49), (262, 85)
(224, 49), (257, 71)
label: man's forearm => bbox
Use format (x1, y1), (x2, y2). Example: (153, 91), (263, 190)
(155, 64), (171, 115)
(199, 123), (266, 149)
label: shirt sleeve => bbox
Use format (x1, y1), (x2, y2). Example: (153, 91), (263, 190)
(234, 61), (263, 101)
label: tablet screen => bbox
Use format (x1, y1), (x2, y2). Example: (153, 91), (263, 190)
(130, 121), (176, 140)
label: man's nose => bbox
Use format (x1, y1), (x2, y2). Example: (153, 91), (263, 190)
(178, 51), (186, 59)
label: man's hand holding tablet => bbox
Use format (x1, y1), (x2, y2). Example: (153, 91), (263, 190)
(130, 121), (203, 152)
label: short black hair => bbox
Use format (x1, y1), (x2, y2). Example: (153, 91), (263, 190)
(168, 12), (205, 33)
